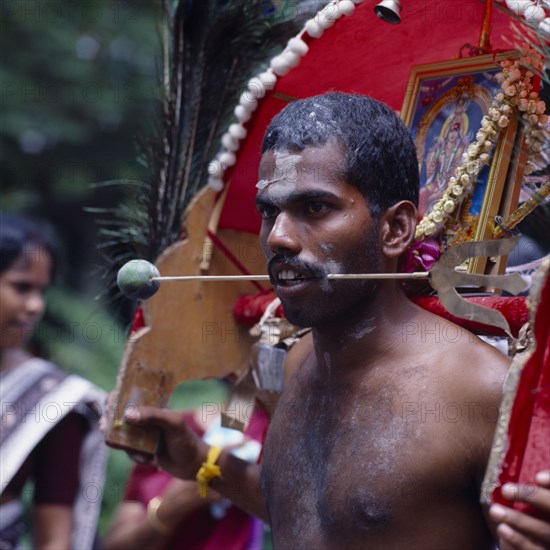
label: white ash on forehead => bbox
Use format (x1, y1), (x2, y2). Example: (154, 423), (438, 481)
(256, 150), (302, 190)
(274, 150), (301, 180)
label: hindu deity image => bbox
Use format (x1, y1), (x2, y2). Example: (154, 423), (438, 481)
(419, 97), (472, 214)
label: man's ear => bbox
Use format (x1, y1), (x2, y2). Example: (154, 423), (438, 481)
(379, 201), (417, 259)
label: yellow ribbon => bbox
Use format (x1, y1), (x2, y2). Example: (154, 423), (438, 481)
(196, 445), (222, 498)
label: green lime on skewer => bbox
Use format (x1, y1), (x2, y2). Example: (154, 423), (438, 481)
(117, 259), (161, 300)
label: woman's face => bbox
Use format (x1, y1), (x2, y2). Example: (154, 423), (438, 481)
(0, 246), (52, 350)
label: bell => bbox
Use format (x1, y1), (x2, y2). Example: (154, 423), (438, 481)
(374, 0), (402, 24)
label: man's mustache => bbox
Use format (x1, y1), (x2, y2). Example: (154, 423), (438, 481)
(267, 255), (327, 279)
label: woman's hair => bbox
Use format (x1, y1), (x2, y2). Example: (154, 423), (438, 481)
(0, 213), (59, 277)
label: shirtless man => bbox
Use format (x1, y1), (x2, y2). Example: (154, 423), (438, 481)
(126, 93), (550, 549)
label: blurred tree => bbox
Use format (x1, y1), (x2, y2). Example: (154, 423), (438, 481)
(1, 0), (162, 302)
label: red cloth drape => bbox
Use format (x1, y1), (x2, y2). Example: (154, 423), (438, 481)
(491, 270), (550, 518)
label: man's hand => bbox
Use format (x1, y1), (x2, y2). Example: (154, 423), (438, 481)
(124, 406), (209, 480)
(489, 470), (550, 549)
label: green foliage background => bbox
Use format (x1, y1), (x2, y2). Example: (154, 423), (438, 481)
(1, 0), (235, 537)
(1, 0), (162, 314)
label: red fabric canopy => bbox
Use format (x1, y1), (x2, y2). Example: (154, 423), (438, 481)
(218, 0), (514, 234)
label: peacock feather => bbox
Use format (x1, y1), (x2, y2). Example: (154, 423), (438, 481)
(95, 0), (311, 315)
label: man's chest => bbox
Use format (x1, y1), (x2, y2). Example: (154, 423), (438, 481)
(261, 381), (480, 547)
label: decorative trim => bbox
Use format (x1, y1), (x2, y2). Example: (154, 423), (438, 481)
(206, 0), (364, 191)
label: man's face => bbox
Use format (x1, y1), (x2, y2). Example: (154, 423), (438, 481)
(255, 143), (381, 328)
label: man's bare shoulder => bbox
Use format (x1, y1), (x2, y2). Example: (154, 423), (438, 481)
(397, 309), (511, 439)
(404, 308), (511, 388)
(431, 322), (510, 401)
(406, 311), (511, 450)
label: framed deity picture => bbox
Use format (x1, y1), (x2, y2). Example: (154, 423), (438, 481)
(401, 51), (527, 275)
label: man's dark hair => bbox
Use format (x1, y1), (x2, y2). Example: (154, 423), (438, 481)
(261, 92), (419, 216)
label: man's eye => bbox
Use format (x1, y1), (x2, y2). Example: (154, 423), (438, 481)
(258, 205), (278, 219)
(306, 201), (328, 215)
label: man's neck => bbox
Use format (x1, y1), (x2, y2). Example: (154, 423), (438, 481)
(310, 282), (418, 378)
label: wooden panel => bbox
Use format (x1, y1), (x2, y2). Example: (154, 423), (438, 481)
(107, 187), (267, 453)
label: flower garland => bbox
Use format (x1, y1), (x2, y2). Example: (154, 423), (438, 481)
(415, 46), (549, 241)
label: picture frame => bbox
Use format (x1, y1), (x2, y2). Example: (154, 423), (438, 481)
(401, 51), (526, 275)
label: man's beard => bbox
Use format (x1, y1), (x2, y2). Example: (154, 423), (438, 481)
(277, 227), (381, 329)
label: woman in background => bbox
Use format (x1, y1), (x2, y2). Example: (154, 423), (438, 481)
(0, 213), (106, 549)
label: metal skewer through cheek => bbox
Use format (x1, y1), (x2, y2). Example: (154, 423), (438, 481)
(116, 260), (431, 300)
(150, 272), (430, 282)
(117, 238), (526, 339)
